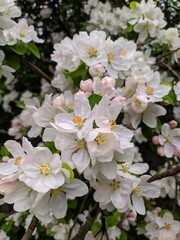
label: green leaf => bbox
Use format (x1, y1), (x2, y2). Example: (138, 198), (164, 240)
(0, 146), (10, 157)
(163, 88), (176, 105)
(44, 141), (60, 154)
(18, 100), (25, 108)
(10, 41), (26, 55)
(130, 1), (138, 10)
(88, 94), (102, 109)
(105, 215), (119, 228)
(62, 162), (74, 180)
(63, 63), (87, 79)
(92, 221), (102, 236)
(159, 209), (172, 217)
(0, 213), (6, 221)
(68, 199), (78, 209)
(141, 124), (153, 140)
(120, 230), (127, 240)
(4, 56), (20, 70)
(27, 42), (41, 59)
(127, 23), (134, 32)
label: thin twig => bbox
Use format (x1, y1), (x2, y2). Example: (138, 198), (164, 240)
(156, 47), (180, 60)
(157, 60), (180, 81)
(148, 165), (180, 183)
(21, 215), (39, 240)
(22, 58), (52, 82)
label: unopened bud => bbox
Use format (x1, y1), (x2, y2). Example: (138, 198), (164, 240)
(168, 120), (177, 128)
(152, 136), (159, 145)
(80, 79), (93, 92)
(89, 64), (105, 77)
(157, 146), (165, 156)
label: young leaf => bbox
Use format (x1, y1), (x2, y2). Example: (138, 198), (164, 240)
(92, 221), (102, 236)
(88, 94), (102, 109)
(27, 42), (41, 59)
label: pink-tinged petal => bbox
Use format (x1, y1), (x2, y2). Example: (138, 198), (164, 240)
(111, 190), (127, 209)
(72, 149), (90, 173)
(50, 191), (67, 219)
(28, 177), (50, 193)
(164, 142), (174, 158)
(20, 164), (40, 178)
(132, 194), (145, 215)
(63, 179), (88, 198)
(0, 160), (18, 175)
(4, 140), (25, 158)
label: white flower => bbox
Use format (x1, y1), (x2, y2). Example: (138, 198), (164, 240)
(131, 175), (160, 215)
(174, 82), (180, 101)
(156, 213), (180, 240)
(31, 179), (88, 221)
(19, 147), (65, 193)
(73, 31), (107, 66)
(158, 123), (180, 158)
(0, 230), (9, 240)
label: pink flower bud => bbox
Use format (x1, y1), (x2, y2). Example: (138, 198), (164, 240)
(2, 156), (9, 162)
(12, 118), (21, 127)
(89, 64), (105, 77)
(168, 120), (177, 128)
(155, 207), (162, 213)
(80, 79), (93, 92)
(157, 146), (165, 156)
(152, 136), (159, 145)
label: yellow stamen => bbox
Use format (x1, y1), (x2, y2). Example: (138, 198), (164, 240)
(122, 163), (131, 173)
(135, 99), (141, 106)
(76, 139), (86, 149)
(19, 28), (25, 37)
(50, 117), (55, 123)
(164, 223), (171, 231)
(95, 134), (106, 145)
(88, 47), (97, 58)
(109, 119), (116, 130)
(146, 86), (154, 95)
(14, 157), (22, 166)
(166, 136), (173, 142)
(107, 52), (115, 63)
(121, 49), (128, 57)
(134, 186), (142, 196)
(40, 162), (51, 175)
(110, 181), (120, 191)
(66, 102), (74, 113)
(152, 223), (159, 230)
(52, 188), (61, 195)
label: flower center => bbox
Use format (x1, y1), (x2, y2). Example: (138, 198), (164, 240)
(20, 28), (25, 37)
(7, 33), (14, 42)
(110, 181), (120, 191)
(72, 116), (84, 129)
(14, 157), (22, 166)
(109, 119), (116, 130)
(164, 223), (171, 231)
(166, 135), (173, 142)
(95, 134), (106, 145)
(134, 99), (142, 106)
(152, 223), (159, 229)
(107, 52), (115, 63)
(88, 47), (97, 58)
(66, 102), (74, 113)
(122, 163), (131, 173)
(52, 188), (61, 196)
(146, 86), (154, 95)
(76, 139), (86, 149)
(50, 117), (55, 123)
(40, 162), (51, 175)
(134, 186), (142, 196)
(121, 49), (127, 57)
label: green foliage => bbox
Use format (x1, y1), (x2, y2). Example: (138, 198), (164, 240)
(44, 141), (60, 154)
(163, 88), (176, 105)
(105, 214), (119, 228)
(88, 94), (102, 109)
(0, 146), (10, 157)
(4, 56), (20, 70)
(120, 230), (128, 240)
(62, 162), (74, 180)
(10, 41), (26, 55)
(92, 221), (102, 236)
(68, 199), (78, 209)
(130, 1), (138, 10)
(27, 43), (41, 59)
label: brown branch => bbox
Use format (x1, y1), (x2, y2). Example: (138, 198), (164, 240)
(148, 165), (180, 183)
(156, 47), (180, 61)
(21, 215), (39, 240)
(22, 58), (52, 83)
(157, 60), (180, 81)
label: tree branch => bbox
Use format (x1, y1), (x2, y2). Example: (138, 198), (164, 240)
(148, 165), (180, 183)
(21, 215), (39, 240)
(22, 58), (52, 83)
(156, 47), (180, 60)
(157, 60), (180, 81)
